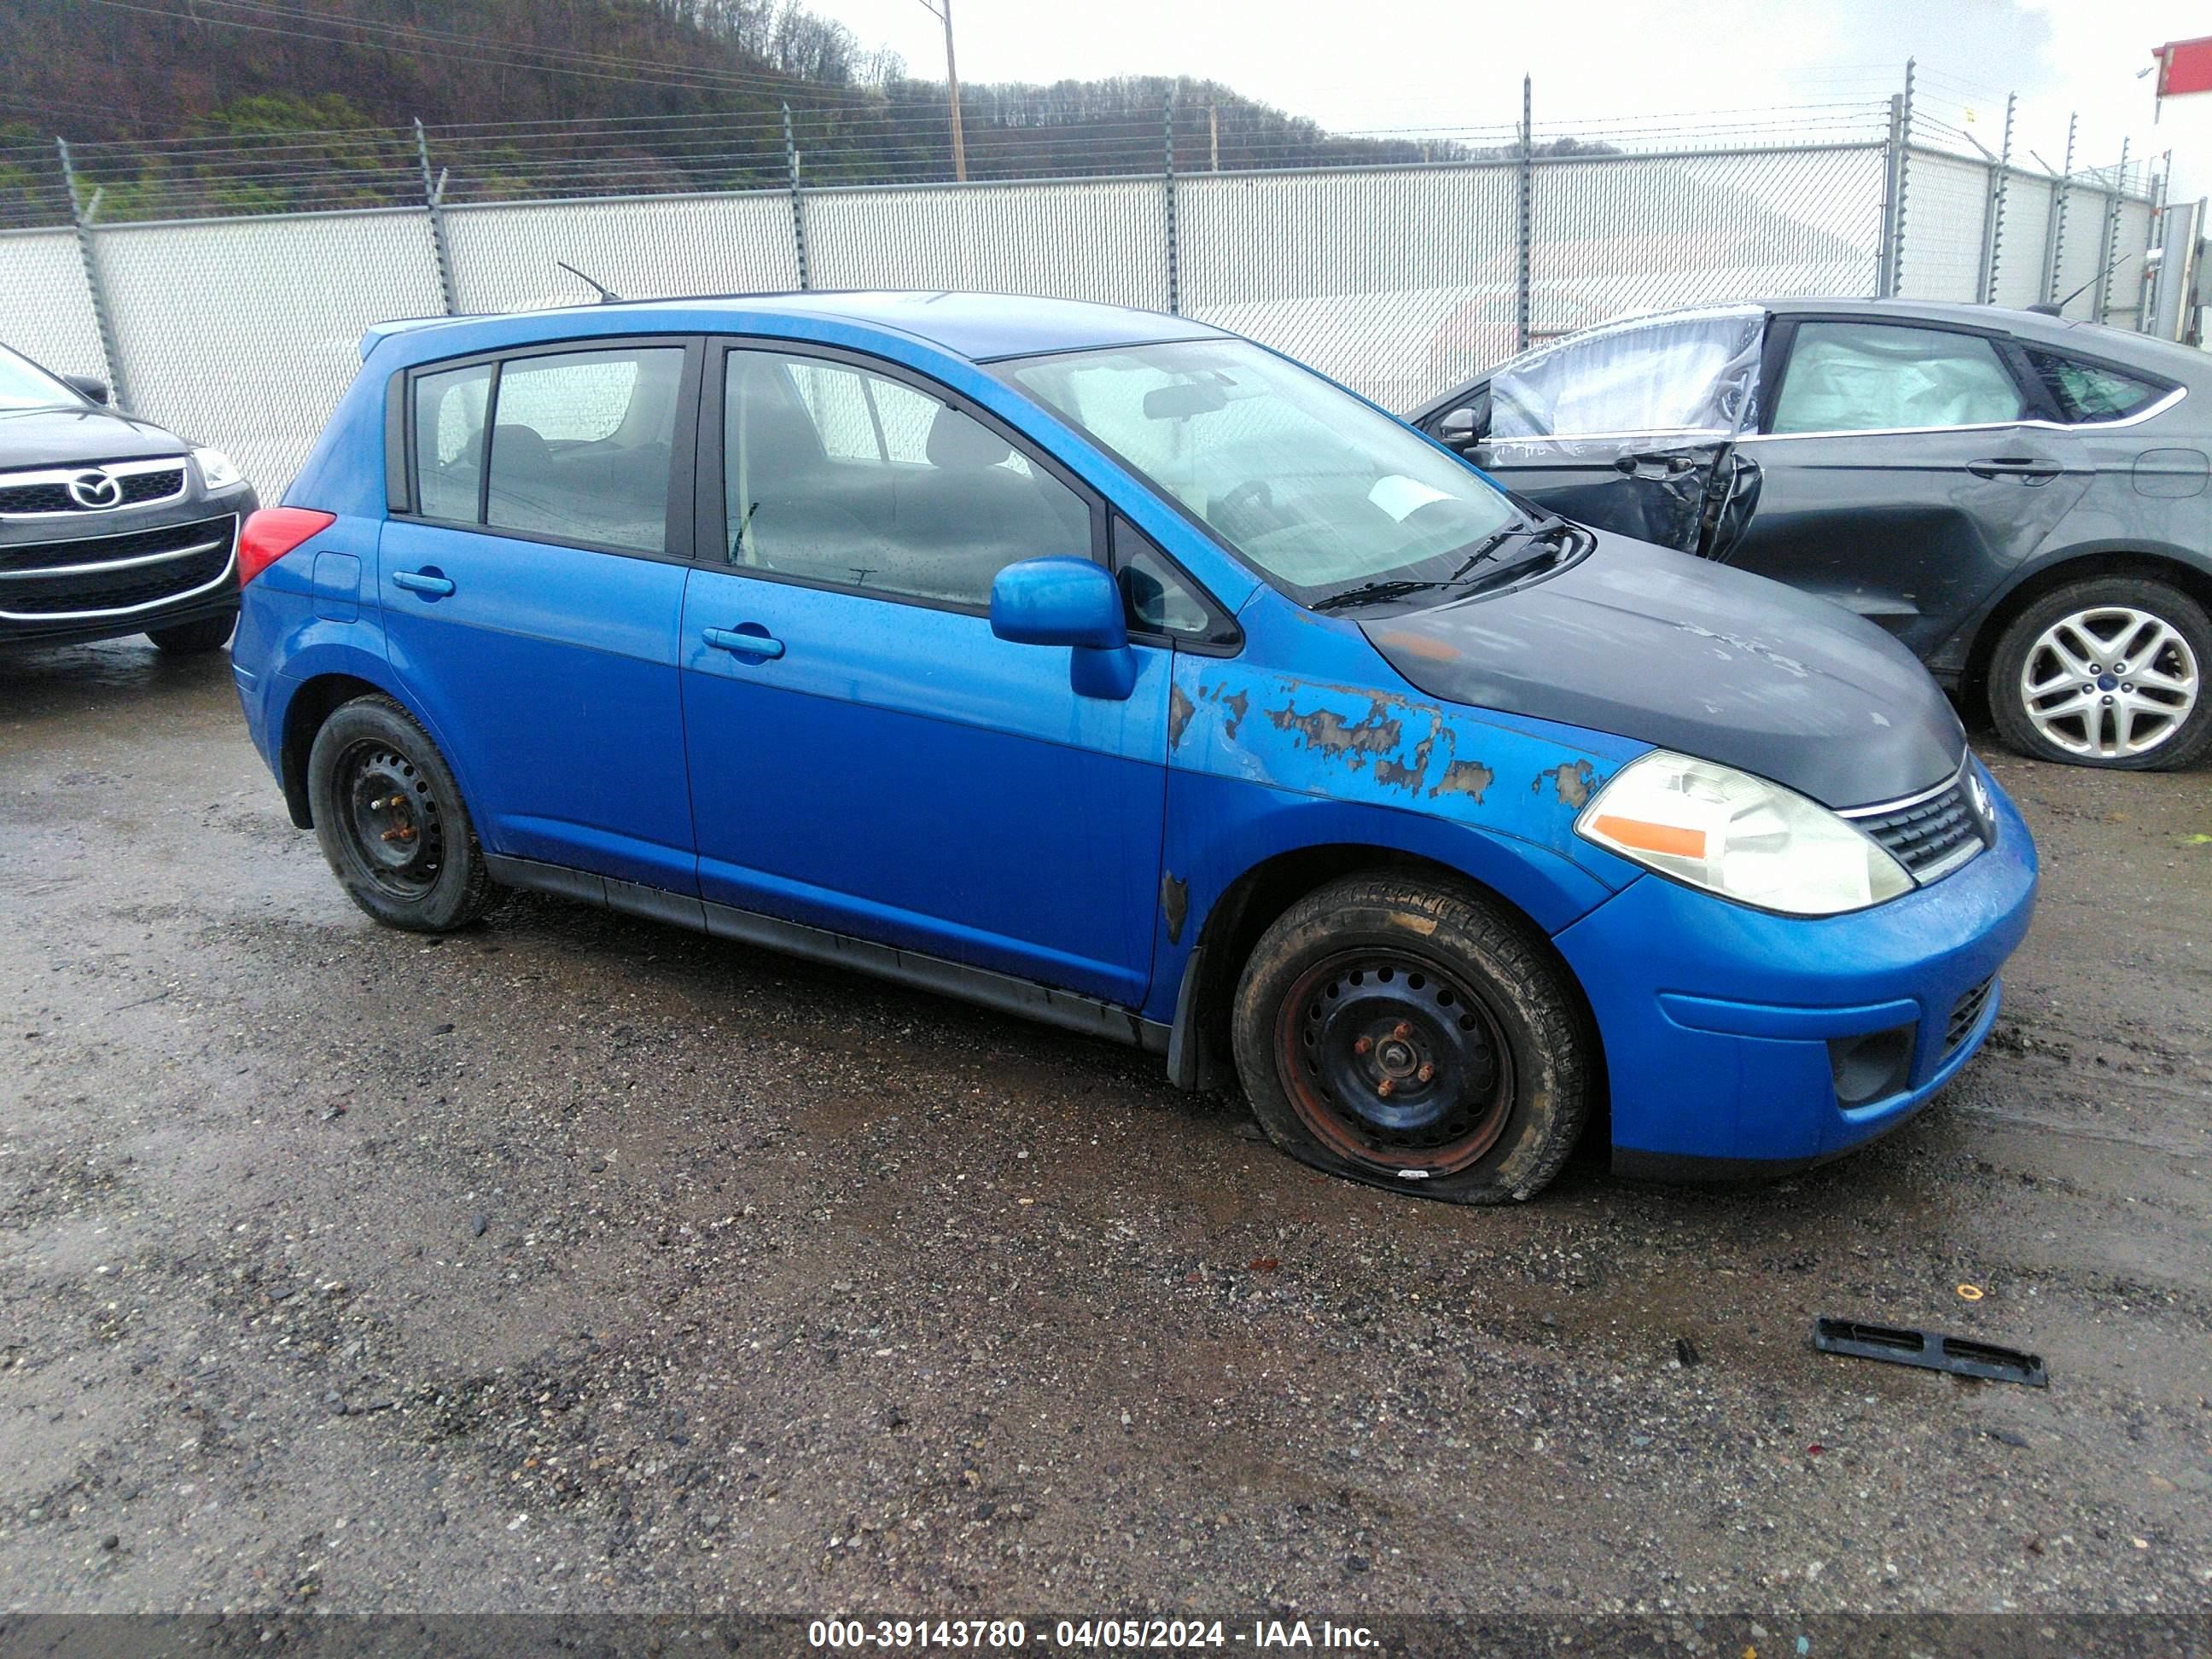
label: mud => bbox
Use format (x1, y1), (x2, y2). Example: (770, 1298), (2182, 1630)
(2, 637), (2209, 1615)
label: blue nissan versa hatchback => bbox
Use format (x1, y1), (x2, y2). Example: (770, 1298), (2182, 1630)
(231, 293), (2038, 1203)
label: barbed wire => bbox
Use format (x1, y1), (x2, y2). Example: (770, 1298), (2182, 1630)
(0, 87), (2157, 232)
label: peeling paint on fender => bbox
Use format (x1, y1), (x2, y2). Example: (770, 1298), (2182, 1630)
(1168, 683), (1196, 750)
(1432, 760), (1494, 802)
(1265, 697), (1406, 767)
(1534, 760), (1597, 807)
(1160, 871), (1190, 944)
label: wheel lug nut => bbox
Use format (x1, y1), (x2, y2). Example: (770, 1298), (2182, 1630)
(1417, 1062), (1435, 1083)
(1391, 1021), (1412, 1040)
(1353, 1036), (1371, 1056)
(1377, 1078), (1394, 1097)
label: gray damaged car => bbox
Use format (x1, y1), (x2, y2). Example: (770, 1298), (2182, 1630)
(1411, 299), (2212, 771)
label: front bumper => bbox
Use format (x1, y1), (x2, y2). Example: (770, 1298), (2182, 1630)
(0, 485), (257, 648)
(1553, 769), (2039, 1176)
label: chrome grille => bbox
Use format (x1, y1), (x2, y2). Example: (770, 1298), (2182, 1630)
(0, 514), (236, 620)
(0, 460), (189, 516)
(1845, 769), (1990, 882)
(1946, 976), (1996, 1054)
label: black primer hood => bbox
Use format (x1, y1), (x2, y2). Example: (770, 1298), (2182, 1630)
(1364, 531), (1965, 810)
(0, 405), (190, 471)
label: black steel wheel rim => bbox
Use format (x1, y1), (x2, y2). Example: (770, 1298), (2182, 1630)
(1276, 949), (1515, 1175)
(337, 739), (445, 899)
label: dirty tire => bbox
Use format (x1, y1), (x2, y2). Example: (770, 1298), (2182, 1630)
(1231, 874), (1590, 1204)
(1988, 576), (2211, 771)
(143, 612), (236, 654)
(306, 695), (497, 933)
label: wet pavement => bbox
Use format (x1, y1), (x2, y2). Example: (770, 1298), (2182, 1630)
(1, 636), (2209, 1616)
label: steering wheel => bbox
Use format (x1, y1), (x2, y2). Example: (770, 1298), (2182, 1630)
(1214, 477), (1278, 538)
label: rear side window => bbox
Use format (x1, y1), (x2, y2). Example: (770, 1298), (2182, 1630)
(2021, 349), (2167, 424)
(413, 363), (490, 522)
(486, 348), (684, 553)
(1771, 322), (2025, 434)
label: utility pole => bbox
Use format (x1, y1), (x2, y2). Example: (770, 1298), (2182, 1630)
(916, 0), (966, 183)
(1208, 103), (1220, 172)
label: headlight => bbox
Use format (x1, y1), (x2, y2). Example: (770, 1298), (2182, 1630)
(1575, 750), (1912, 916)
(193, 446), (243, 490)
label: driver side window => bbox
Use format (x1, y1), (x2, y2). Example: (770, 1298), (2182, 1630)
(1487, 311), (1766, 439)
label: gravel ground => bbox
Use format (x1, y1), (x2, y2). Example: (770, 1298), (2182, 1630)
(1, 637), (2209, 1619)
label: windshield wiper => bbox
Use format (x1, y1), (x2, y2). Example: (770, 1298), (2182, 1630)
(1308, 578), (1451, 614)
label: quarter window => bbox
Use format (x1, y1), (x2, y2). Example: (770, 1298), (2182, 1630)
(1771, 323), (2025, 434)
(412, 363), (491, 523)
(2021, 349), (2165, 424)
(724, 351), (1091, 608)
(485, 348), (684, 553)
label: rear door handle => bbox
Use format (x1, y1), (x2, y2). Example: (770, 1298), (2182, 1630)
(702, 626), (784, 660)
(392, 570), (456, 597)
(1967, 457), (2059, 482)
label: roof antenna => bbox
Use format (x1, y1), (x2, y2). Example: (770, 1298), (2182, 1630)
(556, 261), (622, 304)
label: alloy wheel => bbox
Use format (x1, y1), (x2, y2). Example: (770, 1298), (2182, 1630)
(2018, 604), (2199, 760)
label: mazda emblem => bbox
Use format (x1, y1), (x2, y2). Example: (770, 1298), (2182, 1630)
(66, 469), (123, 509)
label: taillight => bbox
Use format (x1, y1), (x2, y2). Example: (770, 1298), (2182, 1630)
(237, 508), (336, 587)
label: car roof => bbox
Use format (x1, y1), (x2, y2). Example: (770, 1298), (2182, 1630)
(363, 290), (1227, 364)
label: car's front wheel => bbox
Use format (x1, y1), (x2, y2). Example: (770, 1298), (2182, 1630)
(144, 613), (236, 654)
(1989, 577), (2210, 770)
(1231, 874), (1592, 1204)
(306, 695), (497, 932)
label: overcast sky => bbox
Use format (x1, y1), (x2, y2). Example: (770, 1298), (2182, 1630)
(824, 0), (2212, 191)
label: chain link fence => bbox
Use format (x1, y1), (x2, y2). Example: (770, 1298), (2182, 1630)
(0, 96), (2163, 501)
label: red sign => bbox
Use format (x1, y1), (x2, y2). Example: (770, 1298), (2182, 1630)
(2153, 35), (2212, 98)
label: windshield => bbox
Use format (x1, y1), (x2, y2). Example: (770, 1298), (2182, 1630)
(0, 345), (84, 412)
(1001, 339), (1525, 608)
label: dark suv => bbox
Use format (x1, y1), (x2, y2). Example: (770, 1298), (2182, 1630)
(1, 341), (258, 653)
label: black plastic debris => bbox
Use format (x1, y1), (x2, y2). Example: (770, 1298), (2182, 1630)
(1812, 1316), (2048, 1388)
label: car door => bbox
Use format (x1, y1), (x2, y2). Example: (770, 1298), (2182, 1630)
(676, 341), (1172, 1010)
(1722, 316), (2093, 656)
(1416, 307), (1767, 556)
(379, 337), (703, 893)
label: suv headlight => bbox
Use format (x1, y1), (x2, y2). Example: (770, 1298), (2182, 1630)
(193, 446), (243, 491)
(1575, 750), (1913, 916)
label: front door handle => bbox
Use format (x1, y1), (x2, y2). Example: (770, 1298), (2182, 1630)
(1615, 451), (1698, 480)
(702, 626), (785, 660)
(1967, 457), (2060, 482)
(392, 569), (456, 597)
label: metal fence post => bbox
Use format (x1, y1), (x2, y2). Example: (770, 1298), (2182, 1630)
(783, 103), (810, 291)
(1516, 76), (1532, 354)
(415, 119), (458, 316)
(1889, 60), (1916, 296)
(2141, 157), (2169, 331)
(1980, 92), (2015, 304)
(1876, 93), (1902, 296)
(2096, 137), (2129, 323)
(55, 138), (130, 409)
(1163, 89), (1179, 316)
(2045, 113), (2076, 304)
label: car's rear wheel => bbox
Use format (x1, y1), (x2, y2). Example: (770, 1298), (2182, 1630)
(306, 695), (496, 932)
(1989, 577), (2210, 770)
(1231, 874), (1591, 1204)
(144, 613), (236, 654)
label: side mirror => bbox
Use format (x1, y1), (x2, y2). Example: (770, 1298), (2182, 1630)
(1436, 390), (1488, 449)
(63, 373), (110, 405)
(989, 556), (1136, 701)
